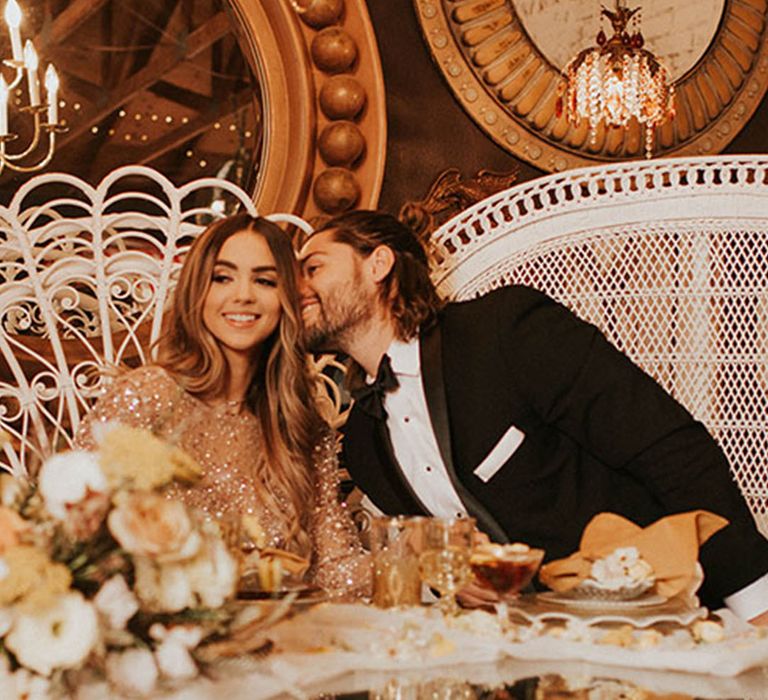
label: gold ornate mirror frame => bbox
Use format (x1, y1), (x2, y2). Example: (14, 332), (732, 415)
(413, 0), (768, 172)
(231, 0), (386, 217)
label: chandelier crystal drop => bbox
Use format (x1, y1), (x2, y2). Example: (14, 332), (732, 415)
(560, 0), (675, 159)
(0, 0), (65, 175)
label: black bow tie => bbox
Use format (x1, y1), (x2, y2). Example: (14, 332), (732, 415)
(351, 354), (400, 420)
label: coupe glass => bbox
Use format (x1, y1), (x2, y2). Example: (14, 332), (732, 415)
(418, 517), (475, 616)
(470, 543), (544, 627)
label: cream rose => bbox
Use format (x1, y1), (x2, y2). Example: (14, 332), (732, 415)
(5, 592), (99, 676)
(38, 451), (107, 520)
(108, 492), (201, 563)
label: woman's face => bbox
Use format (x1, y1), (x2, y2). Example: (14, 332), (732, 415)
(202, 230), (282, 364)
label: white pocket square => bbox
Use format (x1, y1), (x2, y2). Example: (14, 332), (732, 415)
(473, 425), (526, 483)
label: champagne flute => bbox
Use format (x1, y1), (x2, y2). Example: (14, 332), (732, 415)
(470, 542), (544, 628)
(418, 517), (475, 616)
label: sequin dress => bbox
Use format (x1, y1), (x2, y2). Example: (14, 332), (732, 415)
(74, 365), (370, 598)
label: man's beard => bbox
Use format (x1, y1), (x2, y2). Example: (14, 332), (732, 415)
(304, 278), (375, 354)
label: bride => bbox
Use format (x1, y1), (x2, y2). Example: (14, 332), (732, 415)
(75, 213), (369, 598)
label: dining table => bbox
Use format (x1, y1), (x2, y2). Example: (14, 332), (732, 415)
(73, 594), (768, 700)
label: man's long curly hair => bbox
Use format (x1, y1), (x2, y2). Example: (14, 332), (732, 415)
(314, 210), (444, 340)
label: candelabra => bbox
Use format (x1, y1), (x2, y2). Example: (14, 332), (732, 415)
(0, 0), (64, 174)
(560, 0), (675, 159)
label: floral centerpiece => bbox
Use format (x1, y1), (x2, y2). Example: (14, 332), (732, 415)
(0, 423), (242, 698)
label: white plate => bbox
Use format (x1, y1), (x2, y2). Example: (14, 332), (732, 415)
(537, 591), (668, 609)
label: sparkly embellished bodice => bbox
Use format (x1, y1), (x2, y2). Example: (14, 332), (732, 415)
(74, 365), (370, 597)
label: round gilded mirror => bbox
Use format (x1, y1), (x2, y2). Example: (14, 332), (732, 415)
(414, 0), (768, 171)
(514, 0), (725, 81)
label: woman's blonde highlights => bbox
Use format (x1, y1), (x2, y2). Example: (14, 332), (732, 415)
(156, 214), (321, 554)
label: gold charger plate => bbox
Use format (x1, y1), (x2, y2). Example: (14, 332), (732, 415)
(537, 591), (668, 610)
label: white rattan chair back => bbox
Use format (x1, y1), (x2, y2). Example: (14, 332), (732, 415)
(0, 165), (312, 477)
(431, 155), (768, 535)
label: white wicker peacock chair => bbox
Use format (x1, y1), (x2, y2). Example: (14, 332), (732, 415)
(0, 165), (315, 478)
(430, 154), (768, 536)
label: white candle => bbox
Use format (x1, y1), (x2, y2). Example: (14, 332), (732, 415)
(23, 40), (38, 106)
(44, 64), (58, 124)
(4, 0), (22, 62)
(0, 76), (8, 136)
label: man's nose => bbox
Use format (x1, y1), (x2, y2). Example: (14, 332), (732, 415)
(297, 274), (312, 298)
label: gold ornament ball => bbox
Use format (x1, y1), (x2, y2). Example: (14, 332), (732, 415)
(297, 0), (344, 29)
(313, 168), (361, 214)
(319, 75), (367, 120)
(318, 121), (365, 166)
(311, 27), (358, 74)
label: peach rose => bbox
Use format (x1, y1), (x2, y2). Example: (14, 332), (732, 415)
(0, 507), (26, 553)
(108, 493), (201, 563)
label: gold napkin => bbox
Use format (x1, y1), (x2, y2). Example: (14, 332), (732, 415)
(539, 510), (728, 599)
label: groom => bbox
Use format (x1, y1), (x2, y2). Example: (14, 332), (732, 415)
(298, 209), (768, 620)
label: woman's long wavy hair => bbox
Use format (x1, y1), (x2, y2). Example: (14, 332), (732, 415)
(156, 214), (322, 553)
(314, 210), (444, 340)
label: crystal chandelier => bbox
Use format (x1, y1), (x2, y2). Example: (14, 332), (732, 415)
(560, 0), (675, 158)
(0, 0), (64, 174)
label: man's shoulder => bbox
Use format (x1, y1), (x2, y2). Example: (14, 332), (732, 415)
(443, 284), (556, 320)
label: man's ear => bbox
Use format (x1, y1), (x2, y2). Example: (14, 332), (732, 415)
(368, 245), (395, 283)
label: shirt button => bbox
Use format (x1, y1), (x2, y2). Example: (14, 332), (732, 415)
(456, 513), (463, 518)
(404, 416), (410, 423)
(425, 465), (432, 472)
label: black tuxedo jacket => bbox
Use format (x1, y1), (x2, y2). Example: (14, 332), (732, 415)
(341, 286), (768, 608)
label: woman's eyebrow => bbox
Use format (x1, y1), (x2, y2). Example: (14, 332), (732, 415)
(213, 259), (277, 274)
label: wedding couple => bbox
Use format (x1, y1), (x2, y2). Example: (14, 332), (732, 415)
(78, 211), (768, 622)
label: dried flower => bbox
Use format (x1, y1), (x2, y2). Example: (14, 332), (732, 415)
(106, 648), (159, 697)
(0, 507), (27, 553)
(94, 575), (139, 630)
(150, 623), (203, 681)
(0, 546), (71, 610)
(95, 423), (201, 490)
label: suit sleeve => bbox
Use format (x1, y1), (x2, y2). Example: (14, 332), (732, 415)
(496, 286), (768, 598)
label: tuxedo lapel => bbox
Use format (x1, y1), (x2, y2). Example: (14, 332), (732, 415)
(419, 323), (509, 543)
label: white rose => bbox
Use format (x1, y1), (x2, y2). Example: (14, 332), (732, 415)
(106, 648), (158, 697)
(6, 592), (99, 676)
(185, 535), (238, 609)
(150, 623), (203, 681)
(94, 575), (139, 630)
(134, 557), (194, 613)
(38, 451), (107, 520)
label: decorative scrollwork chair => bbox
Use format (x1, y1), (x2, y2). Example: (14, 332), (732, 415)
(0, 166), (314, 478)
(430, 155), (768, 536)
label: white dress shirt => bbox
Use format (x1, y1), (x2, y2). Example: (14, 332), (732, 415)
(370, 337), (768, 621)
(377, 338), (467, 520)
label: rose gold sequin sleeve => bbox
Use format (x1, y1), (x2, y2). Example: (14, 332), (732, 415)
(73, 366), (183, 451)
(308, 430), (372, 600)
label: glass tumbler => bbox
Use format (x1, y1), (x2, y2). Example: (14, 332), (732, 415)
(370, 515), (426, 607)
